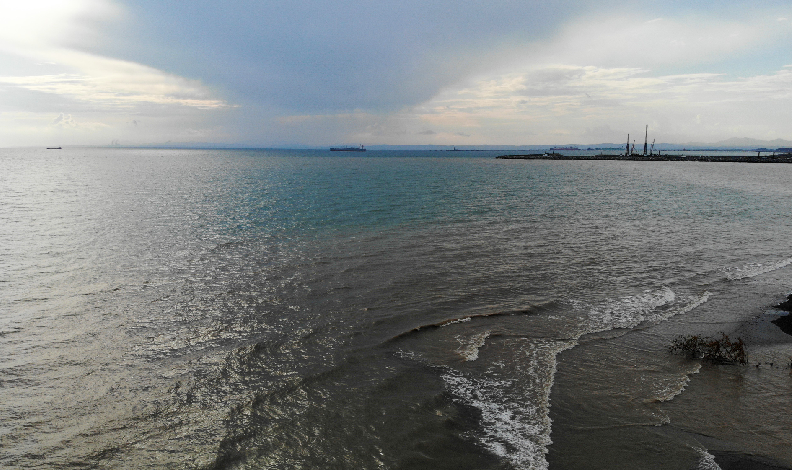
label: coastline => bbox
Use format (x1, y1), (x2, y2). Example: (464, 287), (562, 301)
(676, 294), (792, 470)
(497, 153), (792, 163)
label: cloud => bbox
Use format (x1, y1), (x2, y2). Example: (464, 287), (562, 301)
(274, 7), (792, 145)
(0, 66), (228, 110)
(533, 15), (780, 68)
(0, 0), (230, 143)
(137, 1), (782, 115)
(412, 63), (792, 143)
(0, 0), (117, 51)
(75, 0), (594, 114)
(3, 0), (792, 146)
(52, 112), (76, 127)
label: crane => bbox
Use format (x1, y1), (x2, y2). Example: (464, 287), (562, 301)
(626, 134), (630, 157)
(643, 125), (648, 156)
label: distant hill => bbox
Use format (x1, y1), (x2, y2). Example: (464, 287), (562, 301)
(97, 139), (792, 151)
(709, 137), (792, 149)
(649, 138), (792, 150)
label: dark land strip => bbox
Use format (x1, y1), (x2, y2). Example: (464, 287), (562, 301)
(497, 153), (792, 163)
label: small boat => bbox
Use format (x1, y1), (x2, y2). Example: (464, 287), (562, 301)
(46, 146), (62, 149)
(330, 145), (366, 152)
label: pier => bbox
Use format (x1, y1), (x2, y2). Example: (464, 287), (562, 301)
(496, 153), (792, 163)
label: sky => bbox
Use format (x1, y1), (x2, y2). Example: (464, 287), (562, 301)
(1, 0), (792, 147)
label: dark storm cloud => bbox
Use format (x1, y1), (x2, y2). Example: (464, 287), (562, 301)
(77, 0), (593, 113)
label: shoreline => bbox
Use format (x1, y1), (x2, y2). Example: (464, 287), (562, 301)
(712, 451), (792, 470)
(497, 153), (792, 163)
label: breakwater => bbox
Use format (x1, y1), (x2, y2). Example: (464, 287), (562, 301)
(497, 153), (792, 163)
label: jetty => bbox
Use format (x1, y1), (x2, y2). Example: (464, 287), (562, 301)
(499, 126), (792, 163)
(496, 153), (792, 163)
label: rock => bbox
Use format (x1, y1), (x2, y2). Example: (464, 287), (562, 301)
(771, 294), (792, 336)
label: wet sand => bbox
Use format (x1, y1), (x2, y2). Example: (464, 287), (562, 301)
(714, 451), (792, 470)
(700, 294), (792, 469)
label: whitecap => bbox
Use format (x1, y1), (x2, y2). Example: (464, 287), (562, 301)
(586, 286), (676, 332)
(644, 291), (711, 325)
(442, 317), (472, 326)
(648, 363), (701, 403)
(696, 448), (723, 470)
(455, 331), (490, 361)
(723, 257), (792, 281)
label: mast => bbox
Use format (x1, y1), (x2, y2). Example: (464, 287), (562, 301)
(650, 139), (655, 155)
(643, 125), (648, 156)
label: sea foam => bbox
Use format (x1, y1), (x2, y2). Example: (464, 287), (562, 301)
(586, 286), (676, 332)
(723, 257), (792, 280)
(442, 338), (576, 470)
(647, 363), (701, 403)
(696, 448), (723, 470)
(455, 331), (490, 361)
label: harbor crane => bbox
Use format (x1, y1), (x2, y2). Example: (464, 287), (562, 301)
(643, 125), (648, 156)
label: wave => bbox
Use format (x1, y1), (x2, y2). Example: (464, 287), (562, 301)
(441, 338), (576, 470)
(646, 363), (701, 403)
(696, 448), (723, 470)
(401, 287), (715, 467)
(642, 291), (712, 327)
(455, 331), (491, 361)
(723, 257), (792, 280)
(582, 288), (713, 338)
(585, 286), (676, 333)
(386, 307), (539, 343)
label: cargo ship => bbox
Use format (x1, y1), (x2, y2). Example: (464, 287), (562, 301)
(330, 145), (366, 152)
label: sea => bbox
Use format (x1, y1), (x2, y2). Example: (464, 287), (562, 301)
(2, 147), (792, 469)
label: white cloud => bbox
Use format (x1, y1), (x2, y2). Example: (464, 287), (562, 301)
(2, 1), (791, 146)
(0, 0), (230, 146)
(370, 10), (792, 145)
(0, 63), (228, 110)
(407, 64), (792, 144)
(260, 9), (792, 146)
(52, 112), (76, 128)
(531, 13), (792, 69)
(0, 0), (117, 51)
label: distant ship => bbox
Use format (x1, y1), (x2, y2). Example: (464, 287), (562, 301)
(330, 145), (366, 152)
(46, 146), (62, 149)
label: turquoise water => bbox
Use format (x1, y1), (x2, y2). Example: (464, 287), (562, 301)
(2, 148), (792, 469)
